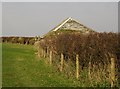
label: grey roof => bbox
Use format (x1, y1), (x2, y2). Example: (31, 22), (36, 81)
(51, 17), (95, 33)
(42, 17), (95, 38)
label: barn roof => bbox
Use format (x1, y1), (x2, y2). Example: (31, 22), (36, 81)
(42, 17), (95, 38)
(52, 17), (94, 32)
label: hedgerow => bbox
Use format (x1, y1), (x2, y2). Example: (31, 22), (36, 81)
(37, 31), (120, 87)
(40, 32), (119, 65)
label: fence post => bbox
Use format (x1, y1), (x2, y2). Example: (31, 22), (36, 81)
(43, 49), (46, 58)
(49, 50), (52, 65)
(41, 48), (44, 57)
(47, 47), (49, 57)
(76, 54), (79, 80)
(60, 53), (64, 72)
(37, 46), (40, 57)
(111, 57), (115, 87)
(88, 61), (91, 80)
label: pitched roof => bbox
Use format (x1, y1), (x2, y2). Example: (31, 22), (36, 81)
(42, 17), (95, 38)
(51, 17), (95, 33)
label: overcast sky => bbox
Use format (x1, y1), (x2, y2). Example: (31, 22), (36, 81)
(2, 2), (118, 37)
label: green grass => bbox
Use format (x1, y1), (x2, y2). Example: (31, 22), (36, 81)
(2, 43), (113, 87)
(2, 43), (84, 87)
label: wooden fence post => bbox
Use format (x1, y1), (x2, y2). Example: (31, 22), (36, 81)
(88, 61), (91, 80)
(76, 54), (79, 80)
(43, 49), (46, 58)
(41, 48), (44, 57)
(60, 53), (64, 72)
(49, 50), (52, 65)
(111, 57), (116, 87)
(47, 47), (49, 57)
(37, 46), (40, 57)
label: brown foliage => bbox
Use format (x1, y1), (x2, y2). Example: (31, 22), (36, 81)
(2, 36), (35, 45)
(39, 32), (120, 69)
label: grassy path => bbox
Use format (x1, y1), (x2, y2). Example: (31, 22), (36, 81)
(2, 43), (82, 87)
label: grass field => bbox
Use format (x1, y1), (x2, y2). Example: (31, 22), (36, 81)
(2, 43), (88, 87)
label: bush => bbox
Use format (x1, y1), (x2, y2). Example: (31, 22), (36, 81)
(11, 37), (18, 43)
(38, 31), (120, 83)
(29, 38), (35, 45)
(18, 37), (25, 44)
